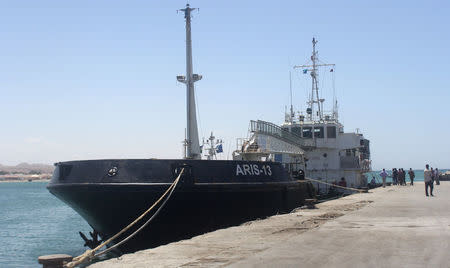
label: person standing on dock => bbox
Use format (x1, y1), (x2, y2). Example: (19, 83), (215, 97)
(431, 167), (435, 183)
(392, 168), (398, 185)
(380, 169), (388, 188)
(424, 164), (433, 197)
(408, 168), (415, 186)
(435, 168), (440, 185)
(398, 169), (404, 186)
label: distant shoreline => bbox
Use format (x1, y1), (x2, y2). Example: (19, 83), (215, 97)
(0, 179), (50, 183)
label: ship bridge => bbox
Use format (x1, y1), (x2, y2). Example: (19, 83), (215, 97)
(281, 119), (341, 150)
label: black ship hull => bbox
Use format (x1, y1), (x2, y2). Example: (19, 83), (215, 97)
(47, 159), (314, 253)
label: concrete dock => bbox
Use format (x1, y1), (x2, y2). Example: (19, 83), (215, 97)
(88, 182), (450, 268)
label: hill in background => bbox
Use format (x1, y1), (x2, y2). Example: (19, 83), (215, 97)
(0, 163), (54, 175)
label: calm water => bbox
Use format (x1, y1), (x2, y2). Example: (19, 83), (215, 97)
(0, 182), (90, 268)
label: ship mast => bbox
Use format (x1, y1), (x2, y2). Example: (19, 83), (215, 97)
(294, 38), (335, 121)
(312, 38), (320, 120)
(289, 71), (294, 124)
(178, 4), (202, 159)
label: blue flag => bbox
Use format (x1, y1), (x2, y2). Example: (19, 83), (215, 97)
(215, 144), (223, 153)
(303, 69), (308, 74)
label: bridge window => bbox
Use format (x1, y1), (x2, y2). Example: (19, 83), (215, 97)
(292, 127), (301, 136)
(302, 127), (312, 138)
(314, 127), (324, 138)
(327, 126), (336, 138)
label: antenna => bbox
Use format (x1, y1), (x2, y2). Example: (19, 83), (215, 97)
(312, 37), (321, 121)
(202, 131), (223, 160)
(293, 37), (335, 122)
(289, 71), (294, 124)
(332, 67), (338, 120)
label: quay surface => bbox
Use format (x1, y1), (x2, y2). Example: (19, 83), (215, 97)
(88, 182), (450, 268)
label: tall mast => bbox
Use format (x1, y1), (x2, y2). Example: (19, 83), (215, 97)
(293, 38), (335, 122)
(289, 71), (294, 123)
(178, 4), (202, 159)
(311, 38), (321, 120)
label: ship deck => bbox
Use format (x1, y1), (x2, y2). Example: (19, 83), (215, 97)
(88, 181), (450, 267)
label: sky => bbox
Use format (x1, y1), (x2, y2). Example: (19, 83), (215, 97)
(0, 0), (449, 170)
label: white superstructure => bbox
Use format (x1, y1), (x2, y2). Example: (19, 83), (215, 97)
(285, 38), (371, 190)
(281, 115), (371, 190)
(234, 38), (371, 192)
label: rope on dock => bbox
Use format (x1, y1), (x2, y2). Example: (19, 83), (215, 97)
(304, 177), (367, 193)
(65, 168), (185, 268)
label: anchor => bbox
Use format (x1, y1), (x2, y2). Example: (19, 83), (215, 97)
(79, 229), (102, 249)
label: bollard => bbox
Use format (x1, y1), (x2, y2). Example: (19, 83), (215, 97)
(38, 254), (73, 268)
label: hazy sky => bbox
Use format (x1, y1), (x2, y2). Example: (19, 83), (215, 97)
(0, 0), (449, 169)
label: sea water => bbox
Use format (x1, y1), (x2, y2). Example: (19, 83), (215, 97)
(366, 169), (448, 183)
(0, 182), (90, 268)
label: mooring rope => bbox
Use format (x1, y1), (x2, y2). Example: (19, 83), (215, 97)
(93, 168), (181, 258)
(304, 177), (367, 193)
(65, 168), (185, 268)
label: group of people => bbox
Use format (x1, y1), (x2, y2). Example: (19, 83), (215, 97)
(378, 168), (417, 188)
(378, 165), (441, 197)
(391, 168), (411, 186)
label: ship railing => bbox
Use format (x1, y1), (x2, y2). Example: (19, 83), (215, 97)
(235, 138), (247, 151)
(360, 159), (372, 171)
(250, 120), (309, 148)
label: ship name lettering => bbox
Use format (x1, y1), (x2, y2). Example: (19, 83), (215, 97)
(236, 164), (271, 176)
(252, 164), (260, 175)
